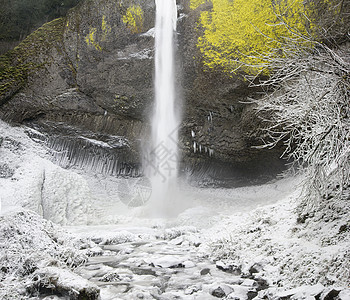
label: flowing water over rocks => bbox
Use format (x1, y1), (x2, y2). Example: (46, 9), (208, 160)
(74, 226), (269, 300)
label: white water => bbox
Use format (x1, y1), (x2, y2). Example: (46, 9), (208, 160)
(145, 0), (179, 216)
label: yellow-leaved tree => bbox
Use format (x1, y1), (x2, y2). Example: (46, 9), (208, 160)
(191, 0), (316, 74)
(122, 5), (144, 34)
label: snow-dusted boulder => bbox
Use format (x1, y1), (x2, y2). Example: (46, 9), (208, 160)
(30, 267), (99, 300)
(0, 210), (96, 299)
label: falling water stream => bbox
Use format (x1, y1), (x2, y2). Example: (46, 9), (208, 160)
(147, 0), (179, 215)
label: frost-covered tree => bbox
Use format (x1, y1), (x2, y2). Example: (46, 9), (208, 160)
(253, 42), (349, 206)
(307, 0), (350, 45)
(239, 3), (350, 213)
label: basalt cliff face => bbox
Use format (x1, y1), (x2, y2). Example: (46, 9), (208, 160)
(0, 0), (285, 185)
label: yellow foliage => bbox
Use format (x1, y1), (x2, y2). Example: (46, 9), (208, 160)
(190, 0), (209, 10)
(85, 27), (102, 51)
(192, 0), (316, 74)
(84, 16), (111, 49)
(101, 16), (111, 41)
(122, 5), (144, 34)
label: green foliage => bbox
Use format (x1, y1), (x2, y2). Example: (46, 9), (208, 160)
(190, 0), (210, 9)
(0, 18), (65, 102)
(192, 0), (317, 74)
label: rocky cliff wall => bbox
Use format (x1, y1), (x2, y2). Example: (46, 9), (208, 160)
(0, 0), (285, 185)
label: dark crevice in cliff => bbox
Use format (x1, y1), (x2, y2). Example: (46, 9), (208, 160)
(182, 156), (286, 188)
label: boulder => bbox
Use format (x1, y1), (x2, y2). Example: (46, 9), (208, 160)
(216, 260), (242, 275)
(29, 267), (100, 300)
(210, 284), (234, 298)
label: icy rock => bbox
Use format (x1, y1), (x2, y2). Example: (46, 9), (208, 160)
(185, 284), (202, 295)
(84, 246), (104, 257)
(247, 290), (259, 300)
(216, 261), (242, 275)
(321, 287), (342, 300)
(183, 260), (196, 268)
(276, 287), (301, 299)
(276, 284), (325, 300)
(254, 276), (269, 291)
(31, 266), (99, 299)
(169, 236), (184, 245)
(210, 284), (234, 298)
(150, 256), (184, 268)
(305, 283), (325, 297)
(188, 236), (202, 247)
(211, 287), (226, 298)
(228, 285), (254, 300)
(100, 271), (121, 282)
(200, 268), (211, 275)
(241, 278), (257, 287)
(160, 226), (197, 240)
(79, 240), (97, 250)
(249, 263), (264, 274)
(119, 247), (134, 254)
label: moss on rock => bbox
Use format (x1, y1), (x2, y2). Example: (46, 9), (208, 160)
(0, 18), (66, 104)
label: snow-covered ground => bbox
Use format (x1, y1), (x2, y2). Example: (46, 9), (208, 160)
(1, 120), (349, 299)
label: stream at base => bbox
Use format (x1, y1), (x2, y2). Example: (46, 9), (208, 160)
(70, 224), (267, 300)
(65, 177), (300, 299)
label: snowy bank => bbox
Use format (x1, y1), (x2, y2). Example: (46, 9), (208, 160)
(200, 188), (350, 291)
(0, 210), (99, 299)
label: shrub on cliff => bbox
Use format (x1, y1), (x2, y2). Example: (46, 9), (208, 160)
(190, 0), (316, 74)
(190, 0), (348, 75)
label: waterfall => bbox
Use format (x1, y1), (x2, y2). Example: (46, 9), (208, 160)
(146, 0), (179, 215)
